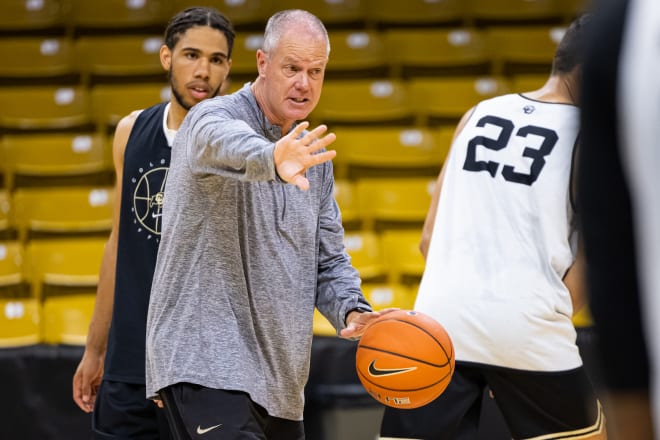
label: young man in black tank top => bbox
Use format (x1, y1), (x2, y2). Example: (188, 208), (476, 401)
(71, 7), (234, 439)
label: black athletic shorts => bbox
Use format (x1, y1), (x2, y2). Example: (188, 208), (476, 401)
(380, 363), (605, 440)
(158, 383), (305, 440)
(92, 380), (173, 440)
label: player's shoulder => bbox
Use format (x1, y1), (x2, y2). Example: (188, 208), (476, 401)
(482, 92), (525, 106)
(115, 102), (166, 134)
(113, 108), (150, 151)
(116, 109), (143, 133)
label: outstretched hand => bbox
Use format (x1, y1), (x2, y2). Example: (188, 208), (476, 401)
(340, 308), (399, 340)
(274, 122), (337, 191)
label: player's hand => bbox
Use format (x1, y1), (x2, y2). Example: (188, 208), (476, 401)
(72, 351), (104, 413)
(340, 308), (399, 340)
(273, 121), (337, 191)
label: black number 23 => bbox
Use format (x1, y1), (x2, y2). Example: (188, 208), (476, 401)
(462, 115), (558, 186)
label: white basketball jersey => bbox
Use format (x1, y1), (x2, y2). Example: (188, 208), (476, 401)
(415, 93), (582, 372)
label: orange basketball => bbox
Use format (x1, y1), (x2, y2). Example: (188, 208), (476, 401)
(356, 310), (455, 409)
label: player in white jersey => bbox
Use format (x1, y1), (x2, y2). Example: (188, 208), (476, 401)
(380, 14), (607, 440)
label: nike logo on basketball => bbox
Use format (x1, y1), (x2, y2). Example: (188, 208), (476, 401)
(368, 360), (417, 377)
(196, 424), (222, 434)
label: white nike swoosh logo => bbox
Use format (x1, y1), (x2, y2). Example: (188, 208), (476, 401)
(196, 424), (222, 434)
(151, 212), (162, 218)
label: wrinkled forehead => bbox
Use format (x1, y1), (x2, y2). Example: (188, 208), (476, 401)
(272, 28), (328, 60)
(274, 24), (328, 53)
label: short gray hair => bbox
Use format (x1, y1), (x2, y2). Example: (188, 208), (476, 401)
(262, 9), (330, 55)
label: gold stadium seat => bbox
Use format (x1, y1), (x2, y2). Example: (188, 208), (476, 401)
(0, 241), (28, 297)
(229, 33), (262, 83)
(380, 229), (425, 285)
(12, 187), (114, 242)
(42, 294), (95, 345)
(573, 305), (594, 328)
(343, 230), (386, 282)
(366, 0), (465, 28)
(0, 86), (92, 133)
(171, 0), (272, 30)
(356, 177), (435, 231)
(362, 283), (416, 310)
(25, 238), (105, 300)
(70, 0), (172, 35)
(431, 126), (456, 161)
(272, 0), (367, 29)
(222, 79), (249, 96)
(332, 127), (446, 179)
(510, 74), (549, 93)
(468, 0), (563, 25)
(386, 28), (490, 78)
(559, 0), (591, 20)
(333, 179), (360, 229)
(0, 37), (77, 86)
(90, 83), (170, 133)
(313, 283), (417, 335)
(0, 191), (12, 239)
(313, 309), (336, 336)
(3, 133), (112, 190)
(0, 298), (41, 347)
(327, 30), (388, 79)
(313, 79), (414, 127)
(0, 0), (68, 36)
(76, 35), (165, 86)
(410, 76), (510, 126)
(488, 26), (566, 75)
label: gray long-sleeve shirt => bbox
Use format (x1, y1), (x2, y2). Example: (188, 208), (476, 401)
(145, 83), (370, 421)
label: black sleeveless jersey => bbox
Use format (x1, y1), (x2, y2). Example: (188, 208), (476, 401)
(104, 103), (170, 383)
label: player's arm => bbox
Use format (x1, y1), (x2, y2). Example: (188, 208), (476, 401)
(564, 138), (587, 315)
(563, 240), (586, 314)
(564, 144), (587, 315)
(419, 107), (475, 259)
(72, 112), (138, 413)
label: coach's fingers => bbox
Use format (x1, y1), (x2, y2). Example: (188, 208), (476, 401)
(290, 174), (310, 191)
(308, 149), (336, 165)
(307, 132), (337, 153)
(376, 307), (400, 316)
(288, 121), (310, 139)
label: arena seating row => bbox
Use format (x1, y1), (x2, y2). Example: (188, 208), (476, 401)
(0, 238), (100, 346)
(0, 175), (435, 238)
(0, 125), (450, 191)
(0, 74), (550, 136)
(0, 227), (423, 343)
(1, 0), (590, 37)
(0, 25), (567, 87)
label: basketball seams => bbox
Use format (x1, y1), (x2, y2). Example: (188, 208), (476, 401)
(357, 344), (452, 368)
(361, 318), (454, 364)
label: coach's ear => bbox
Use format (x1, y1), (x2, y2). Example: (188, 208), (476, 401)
(256, 49), (267, 78)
